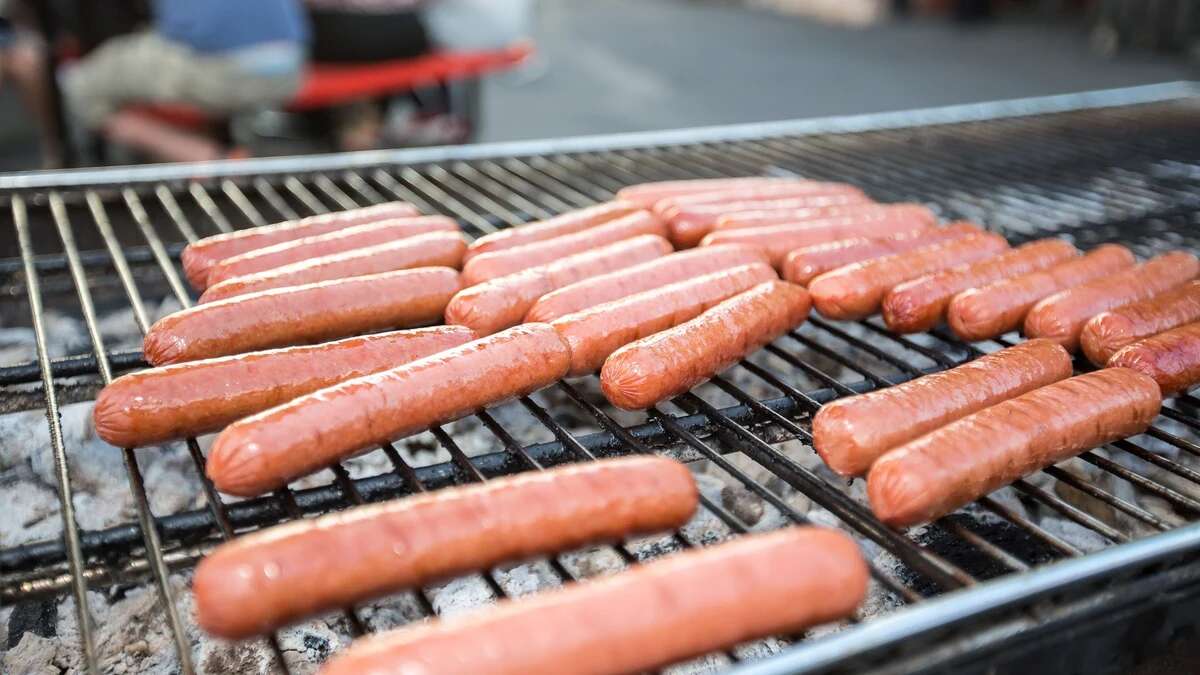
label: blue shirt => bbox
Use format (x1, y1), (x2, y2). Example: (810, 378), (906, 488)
(155, 0), (310, 54)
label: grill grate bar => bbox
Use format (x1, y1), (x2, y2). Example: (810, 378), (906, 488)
(220, 179), (266, 229)
(11, 195), (100, 673)
(46, 192), (195, 673)
(190, 182), (237, 233)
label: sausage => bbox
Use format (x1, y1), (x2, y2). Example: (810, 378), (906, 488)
(1024, 251), (1200, 351)
(205, 216), (458, 287)
(195, 456), (698, 639)
(946, 244), (1135, 342)
(525, 243), (770, 323)
(782, 222), (983, 286)
(661, 191), (879, 248)
(1080, 281), (1200, 365)
(601, 281), (811, 410)
(200, 231), (466, 303)
(882, 239), (1079, 334)
(182, 201), (419, 289)
(812, 339), (1072, 477)
(460, 211), (668, 286)
(445, 235), (672, 336)
(654, 181), (865, 214)
(94, 326), (474, 448)
(552, 263), (777, 377)
(615, 177), (804, 208)
(206, 323), (571, 496)
(867, 368), (1161, 527)
(463, 201), (643, 262)
(319, 527), (868, 675)
(1108, 322), (1200, 396)
(700, 212), (939, 267)
(808, 232), (1010, 321)
(714, 202), (931, 232)
(143, 267), (460, 366)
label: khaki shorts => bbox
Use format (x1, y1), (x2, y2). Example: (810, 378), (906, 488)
(62, 31), (302, 129)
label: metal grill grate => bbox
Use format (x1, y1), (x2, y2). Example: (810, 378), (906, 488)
(3, 83), (1200, 674)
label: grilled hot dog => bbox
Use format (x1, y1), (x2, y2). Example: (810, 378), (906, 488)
(143, 267), (460, 365)
(464, 201), (643, 262)
(460, 211), (667, 285)
(525, 244), (769, 323)
(601, 281), (811, 409)
(205, 216), (458, 287)
(946, 244), (1135, 342)
(182, 201), (419, 289)
(699, 212), (937, 267)
(94, 326), (474, 448)
(206, 323), (571, 496)
(882, 238), (1078, 334)
(195, 456), (698, 639)
(812, 339), (1072, 476)
(446, 235), (672, 336)
(319, 527), (868, 675)
(1108, 321), (1200, 396)
(199, 231), (466, 303)
(867, 368), (1161, 527)
(715, 202), (929, 232)
(615, 177), (804, 209)
(1024, 251), (1200, 351)
(808, 231), (1009, 321)
(660, 190), (878, 247)
(551, 263), (777, 377)
(1080, 280), (1200, 365)
(782, 222), (982, 286)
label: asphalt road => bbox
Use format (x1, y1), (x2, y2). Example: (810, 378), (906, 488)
(0, 0), (1194, 171)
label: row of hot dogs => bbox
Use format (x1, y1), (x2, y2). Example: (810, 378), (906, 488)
(86, 175), (1199, 674)
(194, 457), (870, 674)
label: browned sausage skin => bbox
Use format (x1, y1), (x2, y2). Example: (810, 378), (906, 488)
(947, 244), (1136, 342)
(699, 212), (937, 267)
(182, 201), (419, 289)
(525, 243), (770, 324)
(445, 235), (672, 336)
(460, 211), (668, 285)
(808, 231), (1009, 321)
(195, 456), (698, 639)
(601, 281), (811, 410)
(319, 527), (868, 675)
(616, 177), (801, 208)
(95, 326), (475, 448)
(868, 368), (1161, 527)
(205, 216), (459, 287)
(1080, 280), (1200, 365)
(882, 238), (1078, 334)
(1024, 251), (1200, 351)
(464, 200), (643, 262)
(813, 339), (1072, 476)
(143, 267), (461, 365)
(782, 222), (981, 286)
(661, 188), (877, 247)
(206, 323), (572, 496)
(199, 231), (467, 303)
(715, 202), (931, 232)
(1108, 321), (1200, 396)
(551, 263), (777, 377)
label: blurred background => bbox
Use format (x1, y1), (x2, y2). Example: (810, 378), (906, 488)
(0, 0), (1196, 172)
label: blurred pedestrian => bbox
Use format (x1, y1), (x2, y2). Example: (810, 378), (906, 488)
(61, 0), (310, 162)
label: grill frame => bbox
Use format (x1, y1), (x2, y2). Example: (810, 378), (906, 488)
(2, 82), (1200, 674)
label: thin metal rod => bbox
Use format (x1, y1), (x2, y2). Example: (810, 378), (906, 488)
(12, 195), (99, 674)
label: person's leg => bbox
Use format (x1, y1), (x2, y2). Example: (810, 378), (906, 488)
(62, 32), (300, 162)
